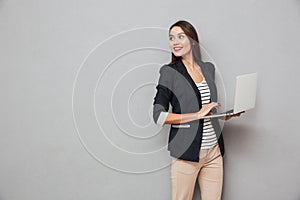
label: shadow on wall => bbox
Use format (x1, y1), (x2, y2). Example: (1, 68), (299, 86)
(221, 122), (258, 200)
(222, 122), (257, 155)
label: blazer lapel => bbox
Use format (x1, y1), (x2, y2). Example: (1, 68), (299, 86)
(198, 60), (217, 102)
(176, 59), (203, 107)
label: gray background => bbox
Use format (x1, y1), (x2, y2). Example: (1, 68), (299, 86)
(1, 0), (300, 199)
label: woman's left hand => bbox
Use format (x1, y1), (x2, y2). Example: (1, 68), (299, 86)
(223, 111), (245, 121)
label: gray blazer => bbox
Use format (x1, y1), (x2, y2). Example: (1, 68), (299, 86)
(153, 59), (224, 162)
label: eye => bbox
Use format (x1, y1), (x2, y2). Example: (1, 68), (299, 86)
(169, 36), (174, 41)
(179, 35), (185, 39)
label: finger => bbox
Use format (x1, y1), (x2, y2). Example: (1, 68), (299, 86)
(209, 102), (219, 108)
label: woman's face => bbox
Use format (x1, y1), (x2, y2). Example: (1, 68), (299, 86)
(169, 26), (192, 58)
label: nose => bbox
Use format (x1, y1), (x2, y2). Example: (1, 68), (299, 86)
(171, 37), (179, 45)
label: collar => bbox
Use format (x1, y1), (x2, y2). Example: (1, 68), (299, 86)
(176, 59), (205, 75)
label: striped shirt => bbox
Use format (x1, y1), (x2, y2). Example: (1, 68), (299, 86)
(196, 79), (218, 149)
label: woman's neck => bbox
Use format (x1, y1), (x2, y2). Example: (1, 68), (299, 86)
(182, 54), (196, 71)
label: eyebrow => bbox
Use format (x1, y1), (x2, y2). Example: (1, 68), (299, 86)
(169, 32), (185, 36)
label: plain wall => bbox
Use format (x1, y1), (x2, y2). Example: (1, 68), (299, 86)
(1, 0), (300, 199)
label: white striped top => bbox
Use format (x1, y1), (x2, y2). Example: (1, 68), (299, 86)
(196, 79), (218, 150)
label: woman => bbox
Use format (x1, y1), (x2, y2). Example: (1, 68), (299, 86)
(153, 20), (242, 200)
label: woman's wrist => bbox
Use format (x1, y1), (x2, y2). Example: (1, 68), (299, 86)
(195, 111), (202, 120)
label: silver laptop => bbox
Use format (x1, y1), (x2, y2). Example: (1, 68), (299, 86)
(200, 73), (257, 119)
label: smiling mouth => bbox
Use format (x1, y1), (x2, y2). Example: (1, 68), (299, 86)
(173, 47), (183, 52)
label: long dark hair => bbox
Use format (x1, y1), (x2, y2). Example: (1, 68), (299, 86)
(168, 20), (202, 64)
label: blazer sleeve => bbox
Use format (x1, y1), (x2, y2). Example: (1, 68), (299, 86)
(152, 65), (174, 126)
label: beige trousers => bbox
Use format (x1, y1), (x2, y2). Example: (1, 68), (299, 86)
(171, 144), (223, 200)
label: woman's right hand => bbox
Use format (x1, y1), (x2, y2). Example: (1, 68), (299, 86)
(196, 102), (220, 119)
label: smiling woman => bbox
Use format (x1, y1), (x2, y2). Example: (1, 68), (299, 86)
(152, 20), (243, 200)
